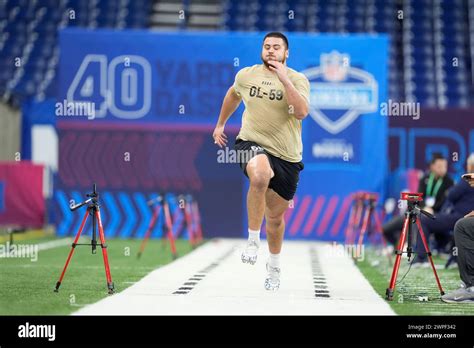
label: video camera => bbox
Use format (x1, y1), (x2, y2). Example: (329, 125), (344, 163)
(400, 192), (423, 202)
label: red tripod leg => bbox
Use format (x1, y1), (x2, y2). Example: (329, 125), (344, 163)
(373, 209), (386, 246)
(415, 219), (445, 295)
(137, 206), (160, 259)
(373, 209), (392, 265)
(54, 210), (89, 292)
(193, 201), (203, 243)
(386, 216), (410, 300)
(184, 203), (195, 248)
(96, 210), (114, 294)
(350, 200), (364, 245)
(344, 199), (356, 245)
(172, 204), (183, 238)
(356, 202), (372, 258)
(163, 200), (178, 259)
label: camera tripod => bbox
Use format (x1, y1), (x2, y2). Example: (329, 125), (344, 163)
(174, 194), (204, 247)
(345, 192), (388, 260)
(137, 193), (177, 259)
(385, 192), (444, 300)
(355, 193), (388, 257)
(54, 184), (114, 294)
(174, 194), (196, 247)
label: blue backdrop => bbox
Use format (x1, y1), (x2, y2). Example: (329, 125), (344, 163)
(57, 29), (388, 240)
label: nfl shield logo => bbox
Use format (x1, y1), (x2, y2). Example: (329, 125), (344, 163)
(321, 52), (349, 82)
(301, 51), (378, 134)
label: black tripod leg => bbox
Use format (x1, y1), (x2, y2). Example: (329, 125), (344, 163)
(91, 208), (97, 254)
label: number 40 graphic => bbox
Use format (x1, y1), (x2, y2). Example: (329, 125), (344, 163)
(67, 54), (152, 119)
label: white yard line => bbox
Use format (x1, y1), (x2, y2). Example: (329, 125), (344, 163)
(36, 238), (75, 251)
(3, 238), (74, 251)
(73, 239), (394, 315)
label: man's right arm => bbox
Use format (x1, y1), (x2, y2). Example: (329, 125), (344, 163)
(213, 86), (242, 148)
(216, 86), (242, 127)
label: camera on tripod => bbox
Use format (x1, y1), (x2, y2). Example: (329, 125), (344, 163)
(400, 192), (423, 202)
(385, 191), (444, 300)
(54, 184), (114, 294)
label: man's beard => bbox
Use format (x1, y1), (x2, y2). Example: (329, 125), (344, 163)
(261, 55), (286, 69)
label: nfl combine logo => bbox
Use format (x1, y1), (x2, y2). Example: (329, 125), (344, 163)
(302, 51), (378, 134)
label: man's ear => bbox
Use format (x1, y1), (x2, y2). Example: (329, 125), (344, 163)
(286, 50), (289, 59)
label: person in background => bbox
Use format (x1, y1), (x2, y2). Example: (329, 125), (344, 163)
(382, 153), (454, 246)
(414, 153), (474, 267)
(441, 171), (474, 303)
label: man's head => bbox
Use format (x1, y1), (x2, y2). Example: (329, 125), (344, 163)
(467, 153), (474, 172)
(429, 153), (448, 178)
(261, 32), (289, 69)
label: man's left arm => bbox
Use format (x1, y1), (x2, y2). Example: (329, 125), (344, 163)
(282, 77), (310, 120)
(268, 62), (309, 120)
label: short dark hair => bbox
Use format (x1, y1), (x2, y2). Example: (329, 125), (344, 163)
(263, 32), (289, 49)
(430, 152), (446, 164)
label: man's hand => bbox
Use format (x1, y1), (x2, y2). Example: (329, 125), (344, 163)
(464, 210), (474, 218)
(212, 124), (227, 148)
(424, 206), (434, 215)
(267, 61), (309, 119)
(462, 173), (474, 188)
(267, 60), (289, 84)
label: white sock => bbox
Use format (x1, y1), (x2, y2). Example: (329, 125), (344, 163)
(269, 252), (280, 268)
(248, 229), (260, 244)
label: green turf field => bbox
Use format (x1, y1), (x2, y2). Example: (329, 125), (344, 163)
(0, 236), (195, 315)
(3, 235), (473, 316)
(356, 246), (474, 315)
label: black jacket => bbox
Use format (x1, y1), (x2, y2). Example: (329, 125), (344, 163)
(417, 173), (454, 212)
(443, 179), (474, 216)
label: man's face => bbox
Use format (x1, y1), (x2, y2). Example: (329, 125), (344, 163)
(261, 37), (288, 69)
(431, 159), (448, 177)
(467, 159), (474, 173)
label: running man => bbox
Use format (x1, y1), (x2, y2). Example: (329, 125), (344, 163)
(212, 32), (310, 290)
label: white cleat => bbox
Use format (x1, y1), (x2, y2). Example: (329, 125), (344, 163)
(264, 262), (280, 291)
(241, 239), (259, 265)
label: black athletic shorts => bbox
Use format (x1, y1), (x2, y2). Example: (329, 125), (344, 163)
(234, 138), (304, 201)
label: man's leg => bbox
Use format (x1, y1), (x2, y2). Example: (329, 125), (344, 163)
(416, 213), (460, 262)
(441, 217), (474, 303)
(382, 215), (405, 246)
(265, 188), (289, 254)
(263, 188), (289, 290)
(246, 154), (274, 231)
(454, 217), (474, 287)
(241, 154), (274, 264)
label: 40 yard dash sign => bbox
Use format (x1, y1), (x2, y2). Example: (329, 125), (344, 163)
(66, 54), (152, 119)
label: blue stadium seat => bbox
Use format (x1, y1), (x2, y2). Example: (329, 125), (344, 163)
(0, 0), (473, 106)
(0, 0), (151, 102)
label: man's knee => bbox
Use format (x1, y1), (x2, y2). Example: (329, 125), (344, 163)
(454, 218), (473, 239)
(266, 215), (285, 231)
(248, 158), (272, 191)
(249, 171), (271, 191)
